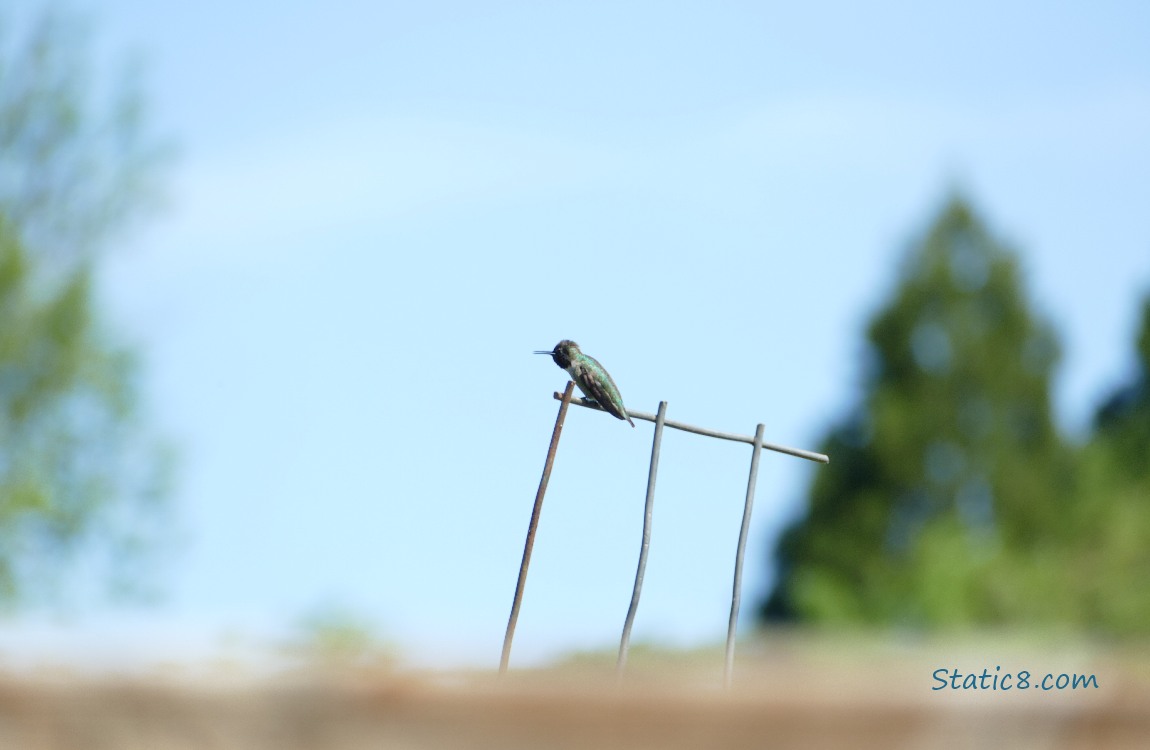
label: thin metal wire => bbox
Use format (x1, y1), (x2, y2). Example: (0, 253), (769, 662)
(725, 423), (765, 689)
(616, 400), (668, 682)
(500, 381), (576, 674)
(552, 392), (828, 464)
(544, 391), (828, 683)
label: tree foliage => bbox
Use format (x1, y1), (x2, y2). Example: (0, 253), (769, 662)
(1092, 296), (1150, 479)
(0, 8), (170, 606)
(1070, 294), (1150, 633)
(1, 9), (166, 266)
(763, 195), (1150, 633)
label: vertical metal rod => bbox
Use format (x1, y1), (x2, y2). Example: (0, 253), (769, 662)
(500, 381), (576, 674)
(725, 423), (765, 689)
(616, 400), (668, 681)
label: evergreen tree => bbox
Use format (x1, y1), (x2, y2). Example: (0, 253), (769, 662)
(1070, 294), (1150, 634)
(1092, 295), (1150, 477)
(763, 195), (1081, 628)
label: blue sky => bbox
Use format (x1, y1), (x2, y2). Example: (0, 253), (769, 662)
(3, 0), (1149, 669)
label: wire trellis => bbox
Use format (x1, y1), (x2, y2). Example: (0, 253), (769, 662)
(500, 384), (828, 687)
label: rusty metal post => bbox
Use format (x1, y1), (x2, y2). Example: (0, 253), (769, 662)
(500, 381), (576, 674)
(616, 400), (668, 681)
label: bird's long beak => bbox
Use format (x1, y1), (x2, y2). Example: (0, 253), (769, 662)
(533, 350), (553, 355)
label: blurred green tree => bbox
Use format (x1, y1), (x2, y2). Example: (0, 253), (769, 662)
(1070, 295), (1150, 633)
(281, 606), (396, 672)
(0, 9), (170, 606)
(1092, 296), (1150, 479)
(762, 194), (1089, 629)
(1, 9), (166, 266)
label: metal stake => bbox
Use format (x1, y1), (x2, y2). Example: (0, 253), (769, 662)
(725, 422), (765, 688)
(617, 400), (668, 681)
(500, 381), (576, 674)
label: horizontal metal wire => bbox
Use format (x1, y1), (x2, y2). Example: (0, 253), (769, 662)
(551, 391), (830, 464)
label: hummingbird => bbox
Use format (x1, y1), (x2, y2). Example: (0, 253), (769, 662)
(535, 340), (635, 427)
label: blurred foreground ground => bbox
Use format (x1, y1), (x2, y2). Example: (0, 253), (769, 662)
(1, 632), (1147, 749)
